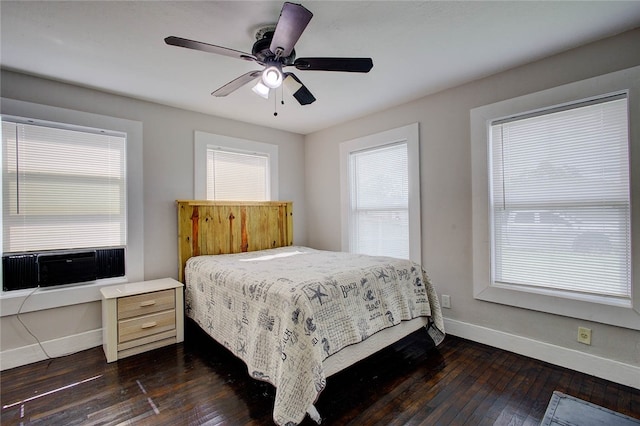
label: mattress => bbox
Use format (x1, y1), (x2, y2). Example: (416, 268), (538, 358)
(185, 246), (445, 425)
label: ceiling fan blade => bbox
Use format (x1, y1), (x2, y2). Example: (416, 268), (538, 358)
(283, 73), (316, 105)
(211, 71), (262, 97)
(165, 36), (257, 62)
(270, 2), (313, 58)
(293, 57), (373, 73)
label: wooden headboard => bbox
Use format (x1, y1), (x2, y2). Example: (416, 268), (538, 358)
(176, 200), (293, 282)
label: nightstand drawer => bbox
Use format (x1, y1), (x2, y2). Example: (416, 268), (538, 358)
(101, 278), (184, 363)
(117, 289), (175, 320)
(118, 309), (176, 343)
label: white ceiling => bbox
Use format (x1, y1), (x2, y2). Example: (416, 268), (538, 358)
(2, 1), (640, 135)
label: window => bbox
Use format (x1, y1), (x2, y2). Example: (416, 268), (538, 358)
(194, 131), (278, 201)
(340, 123), (421, 262)
(349, 143), (409, 258)
(0, 98), (142, 314)
(490, 94), (630, 301)
(206, 148), (269, 201)
(471, 66), (639, 329)
(2, 117), (126, 253)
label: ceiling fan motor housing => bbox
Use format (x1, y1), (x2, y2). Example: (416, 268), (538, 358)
(252, 30), (296, 65)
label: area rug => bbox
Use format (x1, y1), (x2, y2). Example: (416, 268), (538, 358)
(541, 391), (640, 426)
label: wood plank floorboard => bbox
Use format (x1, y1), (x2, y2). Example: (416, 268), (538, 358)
(1, 320), (639, 425)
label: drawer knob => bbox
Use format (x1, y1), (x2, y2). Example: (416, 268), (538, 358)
(141, 321), (157, 329)
(140, 300), (156, 307)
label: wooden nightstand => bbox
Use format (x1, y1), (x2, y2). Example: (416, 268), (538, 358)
(100, 278), (184, 362)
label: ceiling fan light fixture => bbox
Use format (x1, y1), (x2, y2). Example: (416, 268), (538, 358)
(252, 81), (270, 99)
(262, 65), (283, 89)
(283, 74), (302, 93)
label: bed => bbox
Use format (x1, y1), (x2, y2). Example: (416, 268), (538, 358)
(177, 200), (445, 425)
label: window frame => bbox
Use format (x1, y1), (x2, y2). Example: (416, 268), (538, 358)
(194, 131), (278, 201)
(470, 66), (640, 329)
(339, 123), (421, 263)
(0, 97), (143, 315)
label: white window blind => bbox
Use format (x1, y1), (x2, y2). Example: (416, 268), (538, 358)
(206, 148), (269, 201)
(349, 142), (409, 259)
(490, 93), (631, 300)
(2, 119), (127, 253)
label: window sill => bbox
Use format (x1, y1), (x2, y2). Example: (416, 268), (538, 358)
(474, 282), (640, 331)
(0, 277), (128, 317)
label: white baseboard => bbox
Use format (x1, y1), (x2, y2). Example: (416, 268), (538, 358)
(444, 318), (640, 390)
(0, 329), (102, 371)
(2, 320), (638, 391)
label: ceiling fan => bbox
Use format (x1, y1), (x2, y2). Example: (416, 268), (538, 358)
(165, 2), (373, 106)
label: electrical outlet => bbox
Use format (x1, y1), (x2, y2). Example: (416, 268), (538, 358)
(442, 294), (451, 309)
(577, 327), (592, 345)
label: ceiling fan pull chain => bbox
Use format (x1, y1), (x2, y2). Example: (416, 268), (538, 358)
(274, 90), (278, 117)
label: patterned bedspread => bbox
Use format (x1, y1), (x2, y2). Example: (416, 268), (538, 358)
(185, 246), (445, 425)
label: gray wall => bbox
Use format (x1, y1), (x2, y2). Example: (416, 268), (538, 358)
(0, 70), (307, 278)
(305, 28), (640, 372)
(0, 71), (306, 360)
(2, 28), (639, 381)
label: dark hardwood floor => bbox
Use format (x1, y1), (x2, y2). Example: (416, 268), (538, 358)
(1, 321), (639, 425)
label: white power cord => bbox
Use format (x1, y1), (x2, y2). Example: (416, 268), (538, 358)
(15, 287), (52, 360)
